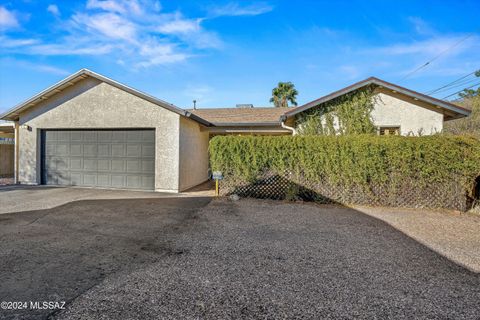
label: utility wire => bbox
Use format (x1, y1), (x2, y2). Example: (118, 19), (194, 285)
(400, 32), (477, 81)
(425, 70), (479, 94)
(442, 81), (480, 99)
(429, 77), (479, 95)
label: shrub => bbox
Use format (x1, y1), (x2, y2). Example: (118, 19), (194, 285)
(209, 135), (480, 208)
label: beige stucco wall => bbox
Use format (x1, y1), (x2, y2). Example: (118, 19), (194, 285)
(178, 117), (209, 191)
(17, 77), (182, 192)
(295, 90), (444, 136)
(372, 90), (444, 135)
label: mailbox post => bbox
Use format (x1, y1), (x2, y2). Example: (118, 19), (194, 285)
(212, 171), (223, 196)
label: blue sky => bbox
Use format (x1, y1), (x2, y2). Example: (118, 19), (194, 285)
(0, 0), (479, 113)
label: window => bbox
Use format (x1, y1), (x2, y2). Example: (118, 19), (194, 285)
(379, 126), (400, 136)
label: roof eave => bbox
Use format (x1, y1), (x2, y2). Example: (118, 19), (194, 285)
(283, 77), (471, 118)
(211, 122), (282, 127)
(0, 69), (213, 126)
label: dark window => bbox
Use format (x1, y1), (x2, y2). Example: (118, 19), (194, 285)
(379, 127), (400, 136)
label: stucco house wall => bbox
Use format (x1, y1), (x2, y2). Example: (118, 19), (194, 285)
(293, 89), (444, 136)
(16, 77), (183, 192)
(178, 117), (210, 191)
(372, 89), (444, 135)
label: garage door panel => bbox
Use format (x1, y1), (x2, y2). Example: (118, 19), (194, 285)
(98, 131), (112, 142)
(126, 160), (141, 173)
(112, 144), (126, 157)
(142, 160), (155, 172)
(70, 144), (83, 156)
(83, 131), (96, 141)
(70, 158), (83, 170)
(111, 159), (126, 172)
(111, 131), (126, 142)
(57, 131), (70, 141)
(70, 173), (82, 185)
(83, 159), (97, 171)
(142, 145), (154, 157)
(98, 159), (110, 171)
(97, 144), (110, 156)
(83, 144), (96, 156)
(56, 144), (69, 156)
(97, 174), (111, 187)
(70, 131), (83, 141)
(42, 130), (154, 190)
(126, 144), (141, 157)
(126, 131), (143, 142)
(83, 174), (97, 186)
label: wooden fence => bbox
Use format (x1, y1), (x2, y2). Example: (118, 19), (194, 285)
(0, 143), (14, 178)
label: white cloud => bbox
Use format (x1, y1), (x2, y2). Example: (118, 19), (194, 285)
(408, 17), (435, 36)
(86, 0), (142, 16)
(27, 42), (114, 55)
(72, 12), (137, 41)
(47, 4), (60, 16)
(0, 36), (39, 47)
(210, 2), (273, 17)
(366, 35), (476, 57)
(0, 0), (230, 68)
(0, 6), (19, 29)
(136, 43), (188, 67)
(157, 18), (201, 34)
(0, 58), (70, 75)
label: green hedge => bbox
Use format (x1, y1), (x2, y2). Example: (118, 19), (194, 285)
(209, 135), (480, 196)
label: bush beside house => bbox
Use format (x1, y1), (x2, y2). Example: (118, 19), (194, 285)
(210, 135), (480, 211)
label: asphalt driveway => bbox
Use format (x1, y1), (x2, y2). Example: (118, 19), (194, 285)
(0, 197), (479, 319)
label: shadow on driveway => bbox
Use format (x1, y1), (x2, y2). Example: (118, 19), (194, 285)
(0, 197), (212, 320)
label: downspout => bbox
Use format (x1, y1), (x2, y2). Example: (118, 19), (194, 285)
(14, 121), (19, 184)
(280, 115), (296, 135)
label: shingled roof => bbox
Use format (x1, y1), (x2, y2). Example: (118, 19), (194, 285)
(189, 107), (290, 125)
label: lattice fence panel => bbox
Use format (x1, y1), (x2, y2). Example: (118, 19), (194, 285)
(220, 170), (471, 211)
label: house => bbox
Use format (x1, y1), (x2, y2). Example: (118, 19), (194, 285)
(0, 69), (470, 192)
(191, 77), (470, 136)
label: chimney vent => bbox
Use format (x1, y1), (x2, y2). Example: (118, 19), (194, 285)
(236, 104), (254, 108)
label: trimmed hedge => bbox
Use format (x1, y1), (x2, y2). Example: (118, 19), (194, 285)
(209, 135), (480, 208)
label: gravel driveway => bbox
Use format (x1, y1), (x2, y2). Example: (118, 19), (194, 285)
(0, 198), (479, 319)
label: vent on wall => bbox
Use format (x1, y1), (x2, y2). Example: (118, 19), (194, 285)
(236, 104), (254, 108)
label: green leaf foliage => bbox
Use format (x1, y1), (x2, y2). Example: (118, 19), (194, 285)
(295, 87), (377, 135)
(209, 135), (480, 196)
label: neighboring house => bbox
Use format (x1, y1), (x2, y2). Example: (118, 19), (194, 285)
(0, 69), (470, 192)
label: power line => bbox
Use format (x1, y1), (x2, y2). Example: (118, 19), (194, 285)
(429, 77), (479, 95)
(425, 70), (478, 94)
(400, 32), (477, 81)
(442, 81), (480, 99)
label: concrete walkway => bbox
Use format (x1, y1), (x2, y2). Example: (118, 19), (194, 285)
(0, 185), (176, 214)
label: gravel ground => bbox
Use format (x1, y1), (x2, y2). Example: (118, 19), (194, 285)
(53, 199), (479, 320)
(356, 206), (480, 272)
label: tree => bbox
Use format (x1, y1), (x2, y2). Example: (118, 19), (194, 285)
(458, 70), (480, 99)
(270, 82), (298, 108)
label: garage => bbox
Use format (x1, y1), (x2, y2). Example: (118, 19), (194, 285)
(41, 129), (155, 190)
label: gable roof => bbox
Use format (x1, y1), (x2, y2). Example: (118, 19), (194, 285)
(0, 69), (212, 126)
(282, 77), (471, 120)
(189, 107), (289, 126)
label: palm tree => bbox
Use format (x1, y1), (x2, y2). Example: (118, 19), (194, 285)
(270, 82), (298, 108)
